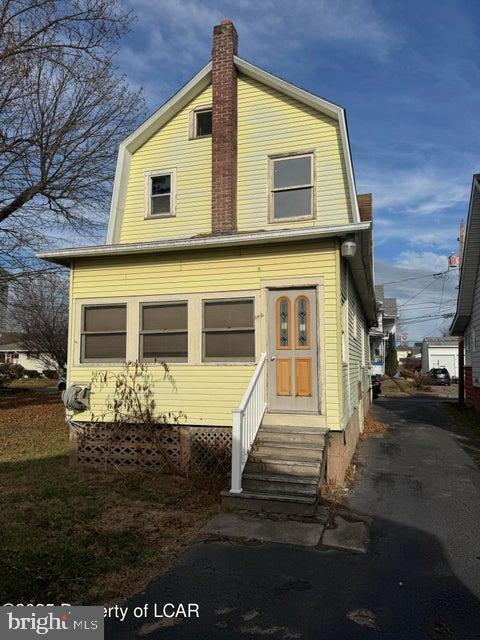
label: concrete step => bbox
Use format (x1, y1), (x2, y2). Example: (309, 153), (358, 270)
(260, 425), (327, 436)
(256, 430), (326, 446)
(242, 474), (318, 497)
(245, 457), (321, 477)
(262, 413), (325, 428)
(221, 490), (317, 516)
(252, 442), (324, 461)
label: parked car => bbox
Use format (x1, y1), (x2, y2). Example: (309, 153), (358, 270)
(429, 367), (451, 386)
(371, 374), (382, 399)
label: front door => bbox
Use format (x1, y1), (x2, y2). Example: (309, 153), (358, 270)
(268, 288), (319, 413)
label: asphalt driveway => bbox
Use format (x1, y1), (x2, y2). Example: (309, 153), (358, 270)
(105, 397), (480, 639)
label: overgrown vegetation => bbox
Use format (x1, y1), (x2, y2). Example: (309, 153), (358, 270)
(0, 383), (219, 604)
(385, 333), (398, 377)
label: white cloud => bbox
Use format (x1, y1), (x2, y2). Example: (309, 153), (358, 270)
(394, 251), (449, 272)
(360, 163), (469, 217)
(120, 0), (397, 107)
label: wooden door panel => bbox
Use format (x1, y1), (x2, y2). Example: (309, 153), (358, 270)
(295, 357), (312, 397)
(268, 288), (318, 413)
(276, 358), (292, 396)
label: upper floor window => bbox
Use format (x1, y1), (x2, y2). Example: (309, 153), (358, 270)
(146, 170), (175, 218)
(81, 304), (126, 362)
(270, 153), (314, 221)
(191, 106), (212, 139)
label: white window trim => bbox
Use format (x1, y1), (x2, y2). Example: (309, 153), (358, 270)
(144, 169), (176, 219)
(189, 105), (212, 140)
(268, 151), (316, 223)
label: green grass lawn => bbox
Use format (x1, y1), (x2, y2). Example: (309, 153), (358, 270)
(0, 385), (219, 605)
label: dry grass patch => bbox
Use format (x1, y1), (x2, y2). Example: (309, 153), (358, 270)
(0, 386), (220, 605)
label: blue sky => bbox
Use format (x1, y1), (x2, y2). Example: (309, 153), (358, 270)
(116, 0), (479, 342)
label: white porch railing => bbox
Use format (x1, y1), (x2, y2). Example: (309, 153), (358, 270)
(230, 353), (267, 494)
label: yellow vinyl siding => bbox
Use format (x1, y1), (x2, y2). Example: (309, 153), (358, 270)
(69, 240), (342, 427)
(119, 85), (213, 244)
(237, 74), (352, 231)
(117, 74), (352, 245)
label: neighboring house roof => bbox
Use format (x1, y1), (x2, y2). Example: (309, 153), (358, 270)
(383, 298), (397, 318)
(374, 284), (397, 318)
(423, 336), (460, 347)
(374, 284), (384, 301)
(0, 332), (22, 349)
(450, 174), (480, 334)
(105, 56), (361, 245)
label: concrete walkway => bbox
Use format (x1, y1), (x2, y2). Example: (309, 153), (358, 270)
(105, 398), (480, 639)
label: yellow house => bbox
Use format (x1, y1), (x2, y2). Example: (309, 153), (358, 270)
(40, 21), (376, 513)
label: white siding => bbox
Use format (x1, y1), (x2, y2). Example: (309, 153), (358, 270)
(465, 265), (480, 386)
(341, 259), (371, 423)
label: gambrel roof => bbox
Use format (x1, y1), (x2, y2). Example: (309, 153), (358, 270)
(105, 56), (361, 245)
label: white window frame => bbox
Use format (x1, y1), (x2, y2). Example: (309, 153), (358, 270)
(144, 169), (176, 219)
(269, 152), (315, 223)
(189, 105), (212, 140)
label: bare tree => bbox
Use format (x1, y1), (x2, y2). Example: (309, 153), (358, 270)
(0, 0), (144, 272)
(7, 271), (68, 369)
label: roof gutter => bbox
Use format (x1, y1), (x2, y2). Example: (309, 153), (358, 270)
(38, 222), (371, 265)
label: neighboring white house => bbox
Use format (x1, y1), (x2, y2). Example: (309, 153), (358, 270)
(0, 332), (54, 373)
(421, 336), (460, 379)
(0, 269), (8, 331)
(370, 285), (398, 375)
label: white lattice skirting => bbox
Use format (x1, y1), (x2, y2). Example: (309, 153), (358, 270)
(71, 424), (232, 475)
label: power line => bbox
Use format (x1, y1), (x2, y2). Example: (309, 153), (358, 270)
(380, 267), (457, 286)
(398, 276), (441, 309)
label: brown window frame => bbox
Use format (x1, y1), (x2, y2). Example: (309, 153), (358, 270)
(202, 298), (255, 363)
(80, 304), (127, 363)
(139, 301), (188, 363)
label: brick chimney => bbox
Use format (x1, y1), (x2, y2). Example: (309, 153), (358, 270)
(211, 20), (238, 234)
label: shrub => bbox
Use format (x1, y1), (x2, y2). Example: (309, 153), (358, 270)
(42, 369), (59, 379)
(24, 369), (41, 378)
(413, 372), (432, 390)
(0, 364), (17, 387)
(10, 364), (25, 379)
(385, 333), (398, 377)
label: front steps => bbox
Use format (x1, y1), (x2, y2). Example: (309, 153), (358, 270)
(222, 417), (329, 516)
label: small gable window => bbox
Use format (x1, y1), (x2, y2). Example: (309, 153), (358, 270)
(270, 153), (314, 221)
(146, 170), (175, 218)
(191, 106), (212, 139)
